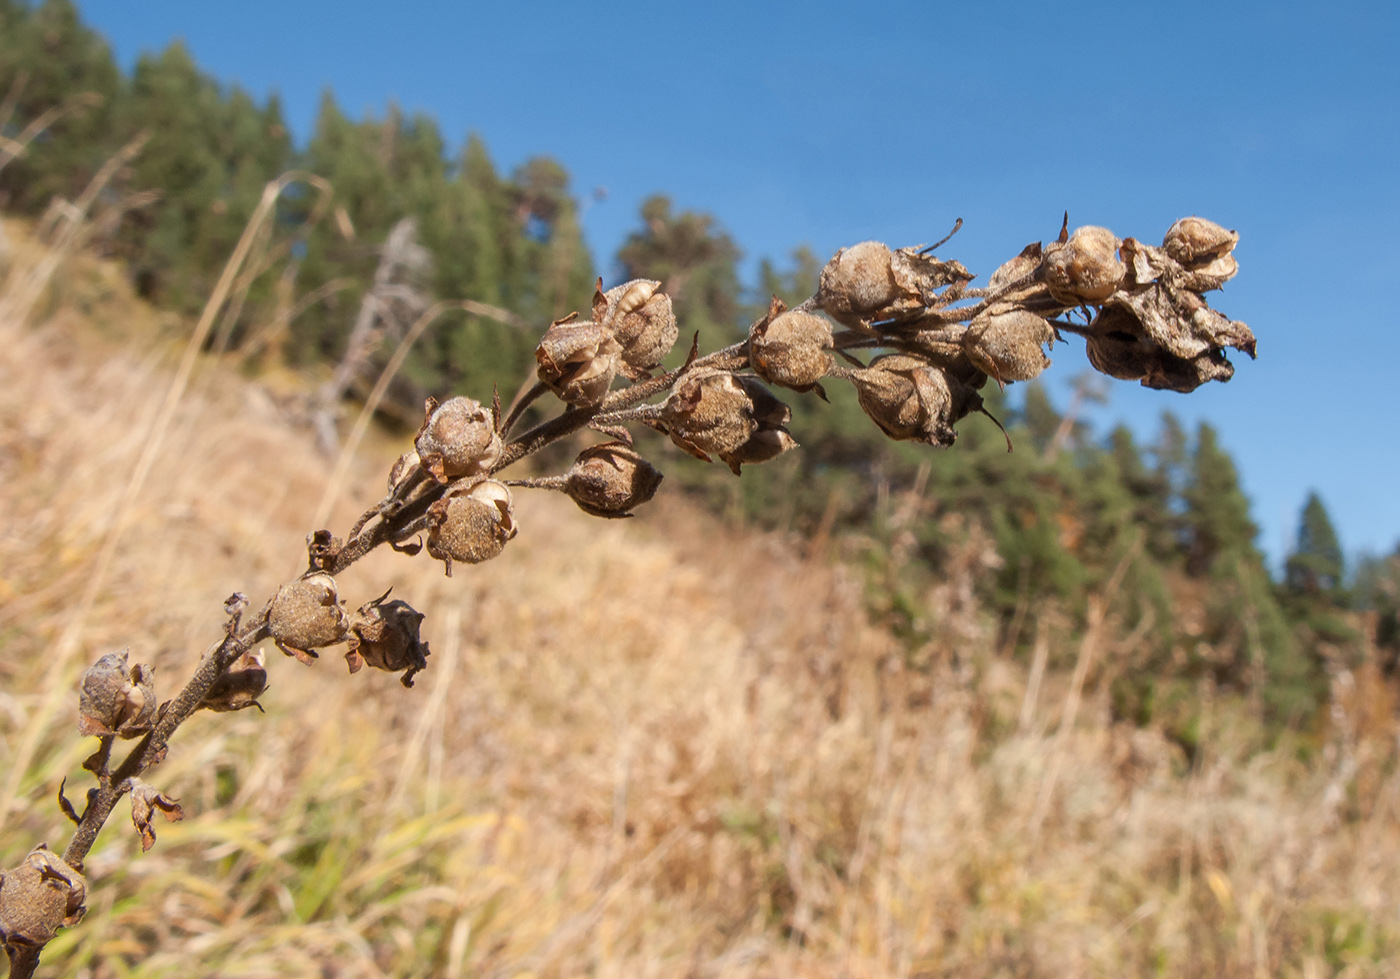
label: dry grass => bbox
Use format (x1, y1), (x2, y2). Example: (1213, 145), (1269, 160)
(1, 228), (1399, 978)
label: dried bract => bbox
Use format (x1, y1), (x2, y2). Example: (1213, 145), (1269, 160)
(961, 308), (1054, 384)
(535, 315), (624, 407)
(564, 442), (664, 517)
(593, 278), (679, 375)
(749, 297), (833, 393)
(0, 846), (86, 951)
(200, 649), (267, 713)
(127, 779), (183, 852)
(268, 572), (348, 664)
(847, 355), (979, 447)
(414, 397), (502, 483)
(1043, 225), (1124, 304)
(78, 648), (155, 739)
(426, 479), (517, 576)
(345, 593), (430, 687)
(388, 449), (422, 494)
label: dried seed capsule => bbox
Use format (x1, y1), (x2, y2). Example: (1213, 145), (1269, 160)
(593, 279), (679, 374)
(535, 316), (623, 407)
(0, 845), (86, 950)
(268, 572), (348, 664)
(1162, 216), (1238, 265)
(414, 397), (502, 483)
(345, 594), (431, 687)
(200, 649), (268, 713)
(657, 371), (796, 472)
(78, 648), (155, 739)
(847, 355), (978, 447)
(749, 297), (833, 393)
(1043, 225), (1124, 304)
(563, 442), (664, 517)
(961, 308), (1054, 384)
(426, 479), (517, 576)
(816, 241), (898, 327)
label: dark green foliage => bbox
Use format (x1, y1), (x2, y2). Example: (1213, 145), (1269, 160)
(1286, 493), (1346, 600)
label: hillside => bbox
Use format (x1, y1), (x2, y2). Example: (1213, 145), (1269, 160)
(1, 226), (1398, 978)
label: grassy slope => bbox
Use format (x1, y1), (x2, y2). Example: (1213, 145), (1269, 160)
(0, 226), (1398, 978)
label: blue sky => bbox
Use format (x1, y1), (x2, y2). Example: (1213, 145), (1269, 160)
(75, 0), (1400, 566)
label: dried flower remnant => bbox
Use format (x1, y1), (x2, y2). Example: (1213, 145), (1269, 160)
(345, 592), (431, 686)
(77, 649), (155, 739)
(200, 649), (267, 713)
(535, 314), (624, 407)
(749, 296), (833, 394)
(426, 479), (517, 576)
(816, 241), (973, 331)
(592, 278), (679, 375)
(268, 572), (348, 664)
(126, 779), (183, 853)
(414, 396), (502, 483)
(1043, 225), (1125, 305)
(563, 442), (664, 518)
(0, 846), (86, 953)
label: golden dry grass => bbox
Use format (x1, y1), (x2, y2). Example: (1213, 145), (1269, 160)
(1, 228), (1399, 978)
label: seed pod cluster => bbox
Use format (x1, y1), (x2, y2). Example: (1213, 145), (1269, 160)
(268, 572), (348, 664)
(0, 846), (86, 951)
(78, 648), (156, 739)
(657, 370), (797, 475)
(749, 296), (833, 394)
(563, 442), (664, 518)
(426, 479), (517, 576)
(414, 396), (502, 483)
(345, 593), (431, 687)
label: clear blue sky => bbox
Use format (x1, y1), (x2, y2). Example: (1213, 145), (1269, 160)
(76, 0), (1400, 566)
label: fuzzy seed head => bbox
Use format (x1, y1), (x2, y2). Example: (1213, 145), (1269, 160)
(0, 846), (86, 950)
(1163, 216), (1238, 266)
(817, 241), (898, 320)
(749, 300), (833, 392)
(268, 573), (348, 661)
(536, 317), (623, 407)
(426, 479), (517, 575)
(78, 648), (156, 739)
(961, 309), (1054, 383)
(564, 442), (664, 517)
(414, 397), (501, 483)
(1043, 225), (1124, 304)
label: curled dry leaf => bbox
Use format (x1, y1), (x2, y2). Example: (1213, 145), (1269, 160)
(127, 779), (184, 853)
(414, 396), (502, 483)
(268, 572), (348, 664)
(563, 442), (664, 518)
(200, 648), (268, 713)
(426, 479), (517, 576)
(78, 648), (155, 739)
(345, 593), (431, 687)
(0, 845), (86, 950)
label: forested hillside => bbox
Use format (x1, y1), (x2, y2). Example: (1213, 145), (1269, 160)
(2, 0), (1397, 754)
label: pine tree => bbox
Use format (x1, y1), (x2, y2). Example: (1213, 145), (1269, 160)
(1285, 492), (1346, 600)
(1181, 422), (1257, 576)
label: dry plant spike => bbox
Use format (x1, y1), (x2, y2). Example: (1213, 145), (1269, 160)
(9, 209), (1258, 979)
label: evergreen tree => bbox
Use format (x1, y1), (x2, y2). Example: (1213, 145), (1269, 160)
(1181, 422), (1257, 576)
(1285, 492), (1346, 600)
